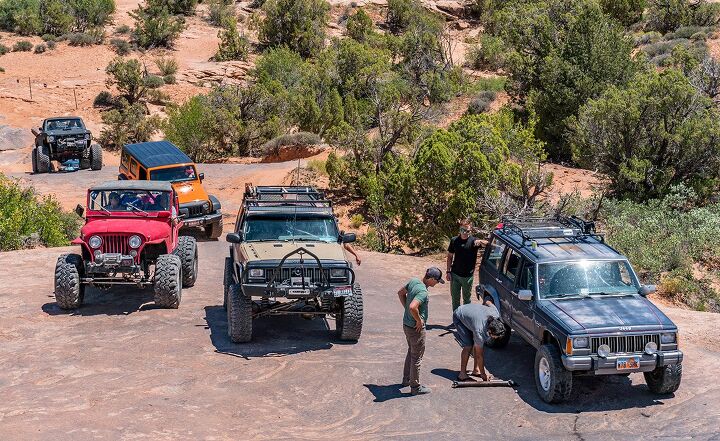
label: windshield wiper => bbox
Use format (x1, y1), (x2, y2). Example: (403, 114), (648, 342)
(127, 204), (149, 216)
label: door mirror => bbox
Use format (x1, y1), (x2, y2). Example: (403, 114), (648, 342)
(639, 285), (656, 297)
(31, 128), (40, 136)
(199, 172), (205, 182)
(516, 289), (533, 301)
(226, 232), (243, 243)
(341, 232), (356, 243)
(74, 204), (84, 218)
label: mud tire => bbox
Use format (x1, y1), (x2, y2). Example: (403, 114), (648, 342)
(205, 217), (223, 239)
(31, 147), (38, 173)
(154, 254), (182, 308)
(80, 146), (91, 169)
(223, 256), (233, 310)
(37, 145), (50, 173)
(336, 283), (363, 341)
(54, 253), (84, 309)
(535, 344), (573, 403)
(227, 283), (252, 343)
(90, 144), (102, 170)
(173, 236), (198, 288)
(644, 363), (682, 394)
(485, 321), (512, 349)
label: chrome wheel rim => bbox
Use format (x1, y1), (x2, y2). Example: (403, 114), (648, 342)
(539, 357), (551, 391)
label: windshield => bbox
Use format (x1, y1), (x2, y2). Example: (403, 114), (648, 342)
(244, 216), (339, 242)
(89, 190), (172, 213)
(150, 165), (197, 183)
(538, 260), (640, 299)
(45, 119), (83, 131)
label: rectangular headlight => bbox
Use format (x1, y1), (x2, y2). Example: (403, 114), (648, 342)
(248, 268), (264, 278)
(330, 268), (346, 278)
(573, 337), (589, 349)
(660, 333), (676, 344)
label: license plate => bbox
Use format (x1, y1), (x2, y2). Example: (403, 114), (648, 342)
(288, 288), (310, 296)
(333, 286), (353, 297)
(617, 356), (641, 370)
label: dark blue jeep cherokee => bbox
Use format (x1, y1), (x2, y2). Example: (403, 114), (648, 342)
(477, 217), (683, 403)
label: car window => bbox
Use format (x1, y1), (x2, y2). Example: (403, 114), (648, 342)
(130, 159), (139, 176)
(121, 151), (130, 168)
(485, 238), (506, 271)
(502, 249), (522, 283)
(517, 263), (536, 294)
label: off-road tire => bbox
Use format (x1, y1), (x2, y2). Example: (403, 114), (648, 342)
(223, 257), (233, 310)
(80, 146), (91, 169)
(535, 344), (573, 403)
(644, 363), (682, 394)
(37, 145), (50, 173)
(90, 144), (102, 171)
(485, 321), (512, 349)
(154, 254), (182, 308)
(227, 283), (252, 343)
(336, 283), (363, 341)
(31, 147), (38, 173)
(173, 236), (198, 288)
(205, 218), (223, 239)
(54, 253), (84, 309)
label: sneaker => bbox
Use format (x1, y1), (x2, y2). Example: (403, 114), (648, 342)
(411, 385), (431, 395)
(401, 380), (410, 387)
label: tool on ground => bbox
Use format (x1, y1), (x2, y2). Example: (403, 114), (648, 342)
(451, 379), (516, 388)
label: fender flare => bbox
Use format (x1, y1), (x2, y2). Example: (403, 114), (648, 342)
(477, 283), (503, 314)
(209, 195), (222, 212)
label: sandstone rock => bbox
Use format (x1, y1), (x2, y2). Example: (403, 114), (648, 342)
(0, 125), (32, 152)
(434, 0), (465, 18)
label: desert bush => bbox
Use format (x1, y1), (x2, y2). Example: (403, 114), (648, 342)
(466, 90), (497, 115)
(350, 213), (364, 228)
(386, 0), (417, 34)
(41, 34), (55, 42)
(207, 0), (234, 26)
(67, 31), (98, 46)
(163, 74), (176, 84)
(155, 56), (178, 75)
(146, 88), (170, 105)
(93, 90), (116, 106)
(33, 43), (46, 53)
(13, 40), (33, 51)
(599, 0), (646, 27)
(357, 227), (383, 251)
(633, 31), (662, 46)
(105, 57), (164, 104)
(130, 0), (186, 48)
(258, 0), (329, 58)
(307, 158), (327, 176)
(0, 0), (115, 36)
(99, 99), (162, 149)
(646, 0), (720, 33)
(346, 8), (373, 42)
(46, 40), (56, 49)
(213, 18), (249, 61)
(467, 35), (505, 71)
(569, 69), (720, 201)
(0, 44), (10, 55)
(116, 24), (131, 34)
(110, 37), (131, 54)
(0, 173), (81, 251)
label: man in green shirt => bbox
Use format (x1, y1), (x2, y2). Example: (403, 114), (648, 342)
(397, 267), (444, 395)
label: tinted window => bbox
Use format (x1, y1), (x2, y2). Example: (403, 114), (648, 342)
(121, 151), (130, 168)
(150, 165), (197, 183)
(485, 238), (506, 271)
(502, 249), (522, 283)
(518, 263), (536, 294)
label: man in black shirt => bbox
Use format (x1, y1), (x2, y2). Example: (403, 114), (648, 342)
(446, 219), (486, 312)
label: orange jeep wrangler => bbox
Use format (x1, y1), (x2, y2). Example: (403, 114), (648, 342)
(119, 141), (223, 239)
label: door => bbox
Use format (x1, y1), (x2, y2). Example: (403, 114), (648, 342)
(510, 260), (540, 346)
(480, 237), (511, 322)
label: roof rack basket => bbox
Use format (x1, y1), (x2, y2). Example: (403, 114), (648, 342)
(243, 184), (333, 208)
(499, 215), (604, 244)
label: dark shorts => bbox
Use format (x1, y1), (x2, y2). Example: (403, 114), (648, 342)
(453, 314), (474, 348)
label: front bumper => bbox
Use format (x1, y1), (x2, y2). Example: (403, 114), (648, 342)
(182, 211), (222, 228)
(241, 283), (353, 299)
(562, 350), (683, 374)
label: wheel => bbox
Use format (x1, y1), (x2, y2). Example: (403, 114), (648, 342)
(154, 254), (182, 308)
(205, 217), (223, 239)
(223, 256), (233, 310)
(485, 321), (512, 348)
(644, 363), (682, 394)
(173, 236), (198, 288)
(37, 144), (50, 173)
(227, 283), (252, 343)
(90, 144), (102, 170)
(336, 283), (363, 341)
(54, 253), (84, 309)
(80, 146), (91, 169)
(31, 147), (38, 173)
(534, 343), (573, 403)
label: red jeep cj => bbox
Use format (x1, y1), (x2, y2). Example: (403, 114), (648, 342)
(54, 180), (198, 309)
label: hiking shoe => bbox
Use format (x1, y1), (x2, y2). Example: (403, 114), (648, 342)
(411, 385), (431, 395)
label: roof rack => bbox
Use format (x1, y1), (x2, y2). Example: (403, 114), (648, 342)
(243, 184), (333, 208)
(499, 215), (604, 244)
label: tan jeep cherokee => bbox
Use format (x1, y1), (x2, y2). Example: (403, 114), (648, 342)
(222, 185), (362, 343)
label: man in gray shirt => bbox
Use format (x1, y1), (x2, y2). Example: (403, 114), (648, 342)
(453, 300), (507, 381)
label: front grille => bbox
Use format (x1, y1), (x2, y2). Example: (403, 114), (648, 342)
(264, 267), (329, 284)
(100, 234), (131, 256)
(182, 202), (206, 218)
(591, 334), (660, 354)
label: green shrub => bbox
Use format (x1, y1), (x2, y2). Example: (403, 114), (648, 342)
(163, 74), (176, 84)
(207, 0), (234, 26)
(213, 18), (249, 61)
(357, 227), (383, 252)
(110, 37), (131, 54)
(13, 40), (33, 51)
(466, 90), (497, 115)
(116, 24), (131, 34)
(659, 268), (719, 312)
(259, 0), (329, 58)
(467, 35), (505, 70)
(0, 44), (9, 55)
(33, 43), (46, 53)
(41, 34), (56, 42)
(130, 0), (186, 48)
(46, 40), (56, 49)
(0, 173), (81, 251)
(346, 8), (373, 42)
(307, 159), (327, 176)
(99, 100), (162, 149)
(350, 213), (364, 228)
(599, 0), (646, 27)
(105, 57), (164, 104)
(0, 0), (115, 36)
(633, 31), (662, 46)
(68, 32), (97, 46)
(155, 56), (178, 75)
(386, 0), (417, 34)
(93, 90), (116, 107)
(472, 76), (506, 92)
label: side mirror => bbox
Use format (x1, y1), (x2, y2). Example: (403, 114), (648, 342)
(516, 289), (533, 301)
(639, 285), (656, 297)
(226, 232), (243, 243)
(341, 233), (356, 243)
(74, 204), (84, 218)
(199, 172), (205, 181)
(31, 128), (40, 136)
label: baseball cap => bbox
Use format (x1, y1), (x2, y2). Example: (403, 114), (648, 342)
(425, 267), (445, 284)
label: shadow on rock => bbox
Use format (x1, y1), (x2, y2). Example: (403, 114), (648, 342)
(363, 384), (412, 402)
(41, 286), (160, 316)
(203, 305), (337, 358)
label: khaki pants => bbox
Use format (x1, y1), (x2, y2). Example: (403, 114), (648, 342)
(402, 324), (426, 389)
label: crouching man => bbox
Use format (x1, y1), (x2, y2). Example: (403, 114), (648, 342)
(453, 300), (507, 381)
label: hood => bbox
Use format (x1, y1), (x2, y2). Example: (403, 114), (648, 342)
(241, 241), (347, 262)
(172, 180), (209, 205)
(81, 217), (171, 242)
(541, 295), (675, 333)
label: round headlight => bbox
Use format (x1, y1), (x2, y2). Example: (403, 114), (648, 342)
(573, 337), (589, 349)
(88, 235), (102, 249)
(94, 249), (102, 260)
(660, 333), (676, 344)
(202, 202), (210, 213)
(644, 341), (658, 355)
(128, 235), (142, 249)
(597, 344), (611, 358)
(248, 268), (264, 278)
(48, 136), (55, 142)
